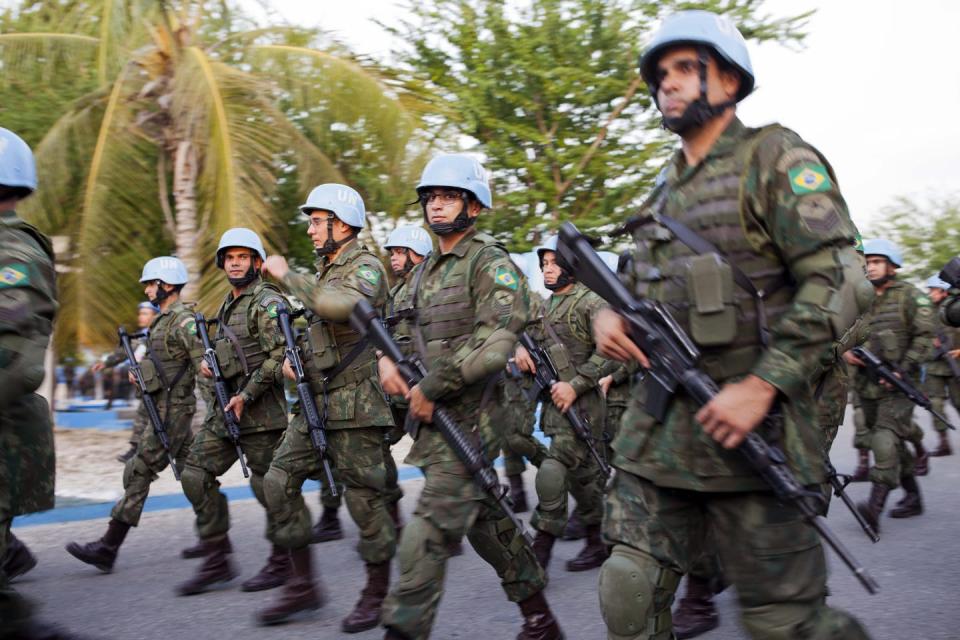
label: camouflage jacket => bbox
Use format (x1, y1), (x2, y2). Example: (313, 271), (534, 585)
(204, 277), (287, 434)
(280, 239), (393, 429)
(142, 299), (202, 410)
(617, 117), (863, 491)
(391, 227), (529, 466)
(926, 302), (960, 377)
(0, 210), (58, 515)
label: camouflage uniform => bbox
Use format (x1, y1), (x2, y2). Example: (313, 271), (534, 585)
(110, 300), (200, 526)
(104, 347), (149, 448)
(264, 239), (396, 561)
(923, 309), (960, 436)
(600, 118), (869, 639)
(381, 227), (547, 639)
(853, 280), (936, 487)
(181, 277), (287, 547)
(528, 283), (608, 538)
(0, 210), (57, 635)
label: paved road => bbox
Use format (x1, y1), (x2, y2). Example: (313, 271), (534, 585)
(12, 412), (960, 639)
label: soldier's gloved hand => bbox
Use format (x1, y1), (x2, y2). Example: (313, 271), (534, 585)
(550, 381), (577, 412)
(695, 375), (777, 449)
(514, 345), (536, 373)
(378, 356), (410, 397)
(599, 375), (613, 398)
(594, 308), (650, 368)
(407, 384), (435, 423)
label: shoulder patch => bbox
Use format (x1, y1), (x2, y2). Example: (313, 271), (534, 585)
(853, 232), (864, 253)
(0, 263), (29, 288)
(775, 147), (822, 174)
(357, 266), (381, 286)
(796, 194), (841, 234)
(180, 317), (197, 336)
(788, 163), (832, 194)
(494, 265), (518, 290)
(917, 295), (932, 307)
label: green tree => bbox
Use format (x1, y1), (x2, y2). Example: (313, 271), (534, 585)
(386, 0), (810, 249)
(0, 0), (428, 350)
(867, 194), (960, 282)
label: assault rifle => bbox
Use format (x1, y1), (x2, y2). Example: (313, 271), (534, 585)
(194, 313), (250, 478)
(824, 459), (879, 543)
(118, 327), (180, 480)
(349, 299), (533, 546)
(851, 346), (957, 431)
(518, 332), (611, 477)
(933, 332), (960, 379)
(555, 222), (880, 594)
(276, 303), (338, 496)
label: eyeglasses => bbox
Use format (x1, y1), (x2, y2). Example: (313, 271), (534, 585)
(419, 189), (464, 206)
(307, 214), (334, 228)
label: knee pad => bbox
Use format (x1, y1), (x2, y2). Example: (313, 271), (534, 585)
(534, 458), (567, 511)
(599, 545), (679, 640)
(180, 465), (211, 505)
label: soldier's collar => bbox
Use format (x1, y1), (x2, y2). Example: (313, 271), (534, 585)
(670, 116), (747, 177)
(332, 237), (363, 265)
(445, 226), (479, 259)
(226, 276), (262, 302)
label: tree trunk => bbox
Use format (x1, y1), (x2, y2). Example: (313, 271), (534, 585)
(171, 138), (200, 300)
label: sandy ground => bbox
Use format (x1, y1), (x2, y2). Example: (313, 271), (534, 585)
(53, 425), (414, 504)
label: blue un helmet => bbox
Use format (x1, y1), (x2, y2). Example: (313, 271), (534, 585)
(535, 236), (575, 291)
(926, 275), (951, 291)
(138, 301), (160, 313)
(216, 228), (267, 267)
(0, 127), (38, 196)
(299, 183), (366, 256)
(416, 154), (492, 236)
(862, 238), (902, 268)
(639, 11), (754, 133)
(385, 225), (433, 258)
(534, 236), (558, 264)
(140, 256), (189, 285)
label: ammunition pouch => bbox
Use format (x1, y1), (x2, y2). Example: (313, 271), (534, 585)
(139, 358), (164, 394)
(214, 337), (244, 380)
(307, 320), (339, 371)
(687, 253), (737, 347)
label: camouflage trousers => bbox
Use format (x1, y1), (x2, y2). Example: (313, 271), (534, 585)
(531, 425), (604, 537)
(264, 420), (396, 564)
(923, 373), (960, 433)
(181, 426), (285, 540)
(381, 453), (546, 639)
(110, 405), (194, 526)
(599, 471), (870, 640)
(501, 402), (547, 477)
(319, 425), (403, 510)
(861, 396), (916, 488)
(604, 403), (627, 468)
(130, 401), (149, 446)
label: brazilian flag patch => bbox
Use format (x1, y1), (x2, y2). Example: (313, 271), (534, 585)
(267, 303), (279, 318)
(0, 263), (29, 288)
(853, 232), (864, 254)
(788, 163), (832, 194)
(494, 266), (518, 290)
(917, 295), (931, 307)
(181, 318), (197, 336)
(357, 266), (380, 286)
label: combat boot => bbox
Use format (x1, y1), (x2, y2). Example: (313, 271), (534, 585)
(65, 519), (130, 573)
(532, 531), (556, 571)
(2, 533), (37, 581)
(914, 441), (930, 476)
(516, 590), (564, 640)
(561, 512), (586, 540)
(856, 483), (891, 534)
(508, 474), (530, 513)
(176, 535), (238, 595)
(565, 525), (608, 572)
(672, 575), (719, 639)
(931, 432), (952, 457)
(341, 561), (390, 633)
(241, 544), (291, 592)
(850, 449), (870, 482)
(890, 476), (923, 518)
(311, 506), (344, 543)
(257, 547), (324, 625)
(181, 536), (227, 559)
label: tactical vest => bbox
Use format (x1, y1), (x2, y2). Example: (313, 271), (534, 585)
(214, 279), (281, 383)
(632, 125), (796, 382)
(143, 303), (195, 401)
(303, 248), (381, 390)
(865, 281), (911, 364)
(540, 284), (594, 382)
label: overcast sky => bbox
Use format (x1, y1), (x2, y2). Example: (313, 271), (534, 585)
(247, 0), (960, 234)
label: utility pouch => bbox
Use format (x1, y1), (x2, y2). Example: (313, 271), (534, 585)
(546, 342), (573, 381)
(139, 358), (164, 394)
(307, 321), (339, 371)
(687, 254), (737, 347)
(214, 338), (242, 379)
(876, 329), (901, 362)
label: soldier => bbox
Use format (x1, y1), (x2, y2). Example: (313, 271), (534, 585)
(0, 127), (72, 638)
(593, 11), (870, 638)
(377, 154), (563, 639)
(924, 275), (960, 457)
(259, 184), (397, 632)
(66, 256), (200, 573)
(175, 228), (292, 596)
(846, 239), (935, 530)
(515, 236), (609, 574)
(93, 301), (159, 463)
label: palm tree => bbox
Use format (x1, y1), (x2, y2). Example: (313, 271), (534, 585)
(1, 0), (427, 348)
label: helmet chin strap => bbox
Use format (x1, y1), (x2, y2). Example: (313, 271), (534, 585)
(424, 194), (476, 236)
(227, 265), (260, 289)
(150, 281), (174, 306)
(870, 274), (895, 288)
(393, 251), (416, 278)
(657, 46), (737, 135)
(315, 216), (357, 257)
